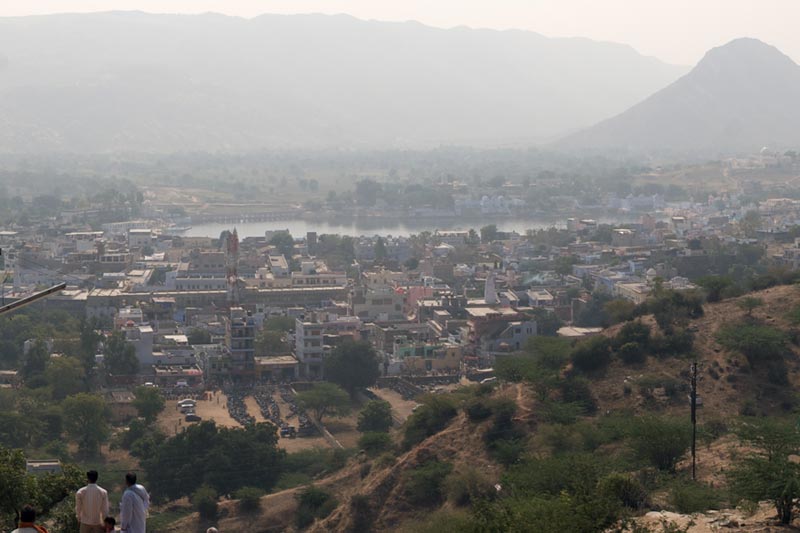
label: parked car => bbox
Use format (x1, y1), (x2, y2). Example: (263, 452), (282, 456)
(280, 426), (297, 438)
(177, 399), (196, 407)
(185, 413), (202, 422)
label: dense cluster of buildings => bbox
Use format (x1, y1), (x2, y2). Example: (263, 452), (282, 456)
(4, 181), (800, 392)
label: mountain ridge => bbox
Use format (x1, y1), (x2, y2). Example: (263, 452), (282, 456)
(557, 37), (800, 156)
(0, 11), (686, 153)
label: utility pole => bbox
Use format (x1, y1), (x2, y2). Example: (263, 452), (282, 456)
(690, 361), (698, 481)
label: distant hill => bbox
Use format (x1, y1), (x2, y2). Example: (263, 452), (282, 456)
(557, 38), (800, 156)
(0, 11), (686, 153)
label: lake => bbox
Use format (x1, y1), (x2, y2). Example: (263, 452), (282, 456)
(184, 215), (640, 239)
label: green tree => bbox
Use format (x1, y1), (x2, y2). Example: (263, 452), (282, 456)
(62, 393), (109, 456)
(737, 296), (763, 318)
(570, 336), (612, 375)
(480, 224), (499, 243)
(187, 328), (211, 345)
(142, 421), (283, 501)
(357, 400), (393, 433)
(269, 231), (295, 259)
(696, 275), (734, 303)
(21, 339), (50, 382)
(133, 386), (165, 424)
(103, 331), (139, 375)
(628, 416), (691, 471)
(0, 446), (83, 528)
(234, 486), (265, 513)
(740, 210), (762, 238)
(192, 484), (218, 520)
(296, 383), (351, 424)
(324, 341), (381, 395)
(254, 330), (289, 356)
(263, 316), (295, 332)
(374, 237), (387, 262)
(730, 418), (800, 524)
(45, 356), (86, 400)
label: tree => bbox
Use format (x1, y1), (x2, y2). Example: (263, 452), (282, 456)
(21, 339), (50, 382)
(403, 257), (420, 270)
(374, 237), (387, 262)
(62, 393), (109, 456)
(143, 421), (283, 501)
(255, 330), (289, 356)
(133, 386), (165, 425)
(570, 336), (612, 374)
(696, 275), (734, 303)
(103, 331), (139, 375)
(78, 319), (102, 373)
(296, 383), (351, 424)
(740, 210), (762, 238)
(0, 446), (83, 528)
(629, 416), (691, 471)
(45, 356), (86, 400)
(235, 486), (265, 513)
(324, 341), (381, 395)
(737, 296), (763, 318)
(480, 224), (499, 243)
(187, 328), (211, 345)
(263, 316), (295, 332)
(357, 400), (393, 433)
(269, 231), (295, 259)
(730, 418), (800, 524)
(192, 484), (218, 520)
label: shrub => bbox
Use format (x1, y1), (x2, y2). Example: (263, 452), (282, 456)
(350, 494), (373, 533)
(628, 416), (691, 471)
(191, 484), (218, 520)
(465, 398), (494, 421)
(357, 400), (393, 433)
(618, 342), (646, 365)
(402, 395), (458, 448)
(445, 467), (495, 506)
(295, 485), (337, 529)
(598, 473), (648, 509)
(397, 509), (475, 533)
(615, 321), (651, 349)
(404, 461), (453, 505)
(234, 486), (265, 513)
(374, 452), (396, 469)
(358, 432), (392, 456)
(669, 480), (720, 513)
(571, 336), (612, 374)
(559, 376), (598, 414)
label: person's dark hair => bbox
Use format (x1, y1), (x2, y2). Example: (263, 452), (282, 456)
(20, 505), (36, 522)
(105, 516), (116, 526)
(125, 472), (137, 486)
(87, 470), (99, 483)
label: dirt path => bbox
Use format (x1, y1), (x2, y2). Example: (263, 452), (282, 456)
(244, 396), (267, 423)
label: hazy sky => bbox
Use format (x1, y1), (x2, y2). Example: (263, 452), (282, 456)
(2, 0), (798, 65)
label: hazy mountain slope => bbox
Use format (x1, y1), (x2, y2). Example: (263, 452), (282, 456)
(558, 38), (800, 156)
(0, 11), (686, 153)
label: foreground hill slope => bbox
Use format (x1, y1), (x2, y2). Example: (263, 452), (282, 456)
(0, 11), (686, 152)
(559, 38), (800, 156)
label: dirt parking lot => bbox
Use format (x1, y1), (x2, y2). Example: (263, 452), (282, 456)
(158, 391), (241, 436)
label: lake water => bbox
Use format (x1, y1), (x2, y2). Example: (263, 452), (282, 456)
(184, 215), (639, 239)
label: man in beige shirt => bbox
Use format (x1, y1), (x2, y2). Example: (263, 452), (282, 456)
(76, 470), (109, 533)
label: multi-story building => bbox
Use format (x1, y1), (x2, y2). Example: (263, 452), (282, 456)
(295, 317), (324, 379)
(225, 307), (256, 378)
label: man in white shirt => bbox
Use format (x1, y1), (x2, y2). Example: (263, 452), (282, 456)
(76, 470), (109, 533)
(119, 472), (149, 533)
